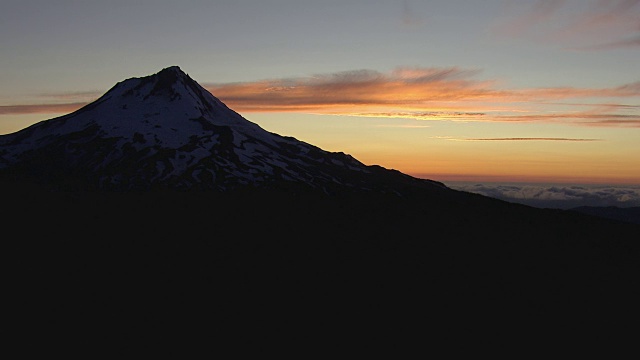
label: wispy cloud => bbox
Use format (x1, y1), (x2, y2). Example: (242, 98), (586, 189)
(445, 137), (601, 142)
(492, 109), (640, 127)
(493, 0), (640, 50)
(346, 111), (486, 121)
(374, 124), (431, 129)
(578, 35), (640, 50)
(494, 0), (568, 38)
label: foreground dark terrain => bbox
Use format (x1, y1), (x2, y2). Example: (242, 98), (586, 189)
(6, 183), (639, 354)
(3, 67), (638, 354)
(571, 205), (640, 225)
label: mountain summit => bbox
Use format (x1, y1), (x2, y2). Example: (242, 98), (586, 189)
(0, 66), (444, 193)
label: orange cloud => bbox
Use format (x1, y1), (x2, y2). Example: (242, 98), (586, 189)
(205, 67), (639, 127)
(0, 90), (100, 115)
(206, 67), (495, 113)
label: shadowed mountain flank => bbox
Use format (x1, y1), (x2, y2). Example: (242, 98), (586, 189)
(571, 206), (640, 225)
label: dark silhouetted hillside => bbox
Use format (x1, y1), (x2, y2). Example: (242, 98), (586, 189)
(571, 206), (640, 225)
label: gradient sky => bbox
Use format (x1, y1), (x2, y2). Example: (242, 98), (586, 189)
(1, 0), (639, 186)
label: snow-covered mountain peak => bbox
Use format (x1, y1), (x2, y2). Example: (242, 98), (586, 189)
(111, 65), (212, 107)
(7, 65), (271, 150)
(0, 66), (445, 193)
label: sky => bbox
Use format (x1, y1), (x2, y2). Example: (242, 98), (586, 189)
(1, 0), (639, 207)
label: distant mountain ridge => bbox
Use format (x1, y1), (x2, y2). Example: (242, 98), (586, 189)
(0, 66), (444, 194)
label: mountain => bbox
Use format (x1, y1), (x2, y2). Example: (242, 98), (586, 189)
(0, 66), (444, 195)
(3, 67), (639, 355)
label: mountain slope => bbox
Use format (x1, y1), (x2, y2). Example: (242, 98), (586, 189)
(571, 205), (640, 225)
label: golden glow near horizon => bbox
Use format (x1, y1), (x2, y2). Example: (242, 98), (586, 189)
(242, 110), (639, 185)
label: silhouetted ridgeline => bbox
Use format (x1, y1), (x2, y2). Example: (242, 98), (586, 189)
(4, 181), (639, 354)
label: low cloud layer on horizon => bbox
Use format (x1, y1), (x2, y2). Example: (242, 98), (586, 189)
(448, 182), (640, 209)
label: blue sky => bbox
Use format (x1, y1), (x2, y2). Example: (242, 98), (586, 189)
(1, 0), (639, 195)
